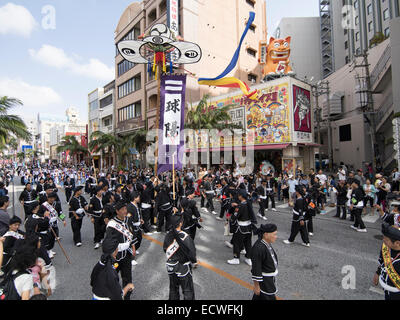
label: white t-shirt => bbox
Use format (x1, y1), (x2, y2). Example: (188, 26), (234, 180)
(13, 271), (34, 298)
(338, 170), (346, 181)
(316, 174), (328, 185)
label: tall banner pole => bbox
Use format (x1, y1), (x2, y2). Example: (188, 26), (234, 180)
(91, 155), (98, 185)
(154, 63), (162, 178)
(172, 152), (176, 201)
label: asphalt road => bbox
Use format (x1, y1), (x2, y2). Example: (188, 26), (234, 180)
(8, 178), (386, 300)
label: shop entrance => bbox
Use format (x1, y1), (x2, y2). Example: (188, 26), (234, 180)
(254, 150), (283, 173)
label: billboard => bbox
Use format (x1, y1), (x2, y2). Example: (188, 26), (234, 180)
(22, 145), (33, 153)
(188, 81), (291, 149)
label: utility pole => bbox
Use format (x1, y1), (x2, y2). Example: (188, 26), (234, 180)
(312, 85), (323, 170)
(354, 51), (377, 170)
(312, 81), (333, 172)
(325, 81), (333, 172)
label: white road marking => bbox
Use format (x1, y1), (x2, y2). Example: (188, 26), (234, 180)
(369, 286), (384, 295)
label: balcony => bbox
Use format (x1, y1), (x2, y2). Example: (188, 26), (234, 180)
(371, 44), (391, 93)
(375, 92), (393, 132)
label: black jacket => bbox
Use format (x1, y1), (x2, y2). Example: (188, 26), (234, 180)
(90, 257), (123, 300)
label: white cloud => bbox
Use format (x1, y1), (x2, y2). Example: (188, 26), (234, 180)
(0, 78), (62, 108)
(29, 44), (114, 81)
(0, 3), (37, 37)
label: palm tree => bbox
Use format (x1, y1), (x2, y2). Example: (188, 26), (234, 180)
(130, 128), (148, 168)
(89, 129), (149, 170)
(57, 135), (89, 165)
(186, 94), (242, 170)
(17, 152), (25, 162)
(0, 97), (32, 147)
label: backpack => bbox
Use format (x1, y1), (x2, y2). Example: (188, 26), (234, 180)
(0, 270), (28, 301)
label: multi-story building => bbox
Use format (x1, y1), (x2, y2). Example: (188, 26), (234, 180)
(114, 0), (267, 136)
(18, 117), (36, 152)
(274, 17), (323, 82)
(345, 0), (400, 60)
(49, 114), (87, 163)
(38, 108), (86, 163)
(36, 114), (68, 162)
(88, 80), (116, 169)
(319, 0), (348, 78)
(316, 18), (399, 171)
(319, 0), (400, 78)
(314, 0), (400, 171)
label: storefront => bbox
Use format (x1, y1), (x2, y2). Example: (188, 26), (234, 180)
(187, 76), (315, 175)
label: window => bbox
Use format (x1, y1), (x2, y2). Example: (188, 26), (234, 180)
(89, 100), (98, 111)
(345, 56), (350, 64)
(103, 118), (111, 127)
(339, 124), (352, 142)
(118, 102), (141, 123)
(345, 41), (348, 49)
(384, 27), (390, 37)
(383, 8), (390, 20)
(116, 25), (140, 56)
(118, 75), (141, 99)
(355, 16), (359, 25)
(248, 74), (257, 83)
(118, 60), (135, 77)
(246, 48), (256, 57)
(367, 4), (372, 15)
(100, 95), (113, 109)
(368, 21), (373, 32)
(354, 0), (358, 9)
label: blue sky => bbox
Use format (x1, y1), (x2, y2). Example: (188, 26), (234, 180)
(0, 0), (319, 122)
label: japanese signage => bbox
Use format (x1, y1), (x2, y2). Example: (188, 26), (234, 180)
(167, 0), (179, 36)
(158, 74), (186, 174)
(293, 85), (312, 133)
(259, 41), (267, 64)
(208, 82), (291, 147)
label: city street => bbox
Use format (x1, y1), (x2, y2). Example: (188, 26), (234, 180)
(9, 178), (386, 300)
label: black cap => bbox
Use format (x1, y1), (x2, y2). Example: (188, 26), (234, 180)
(382, 222), (400, 241)
(47, 192), (57, 199)
(185, 188), (195, 197)
(129, 191), (140, 202)
(238, 189), (248, 198)
(170, 212), (183, 228)
(73, 186), (84, 194)
(180, 197), (190, 210)
(258, 224), (277, 234)
(102, 236), (119, 255)
(295, 185), (304, 195)
(9, 215), (22, 225)
(115, 201), (127, 211)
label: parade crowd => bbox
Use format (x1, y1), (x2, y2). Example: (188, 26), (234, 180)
(0, 161), (399, 300)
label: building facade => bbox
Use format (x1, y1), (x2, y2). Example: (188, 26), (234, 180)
(88, 80), (116, 169)
(316, 35), (396, 171)
(274, 17), (323, 82)
(38, 108), (86, 163)
(114, 0), (267, 136)
(345, 0), (400, 60)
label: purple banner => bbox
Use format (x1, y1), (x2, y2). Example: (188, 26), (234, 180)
(158, 74), (186, 175)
